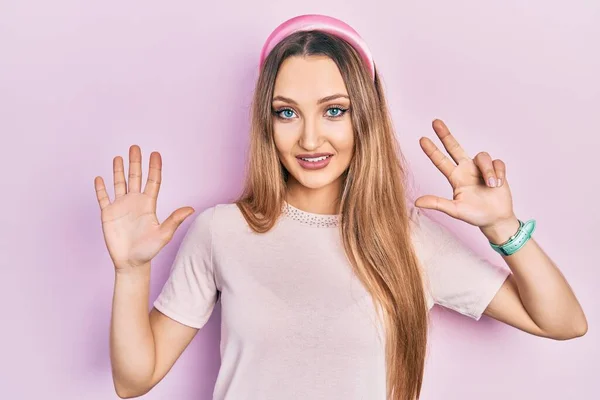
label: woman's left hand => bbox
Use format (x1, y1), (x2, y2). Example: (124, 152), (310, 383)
(414, 119), (518, 234)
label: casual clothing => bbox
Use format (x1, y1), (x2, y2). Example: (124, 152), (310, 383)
(153, 202), (510, 400)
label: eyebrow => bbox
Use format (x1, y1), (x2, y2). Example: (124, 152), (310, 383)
(272, 94), (350, 105)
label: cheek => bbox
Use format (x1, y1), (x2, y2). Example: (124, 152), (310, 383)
(325, 120), (354, 154)
(273, 121), (299, 154)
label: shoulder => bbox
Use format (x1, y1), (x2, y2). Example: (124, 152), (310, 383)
(190, 202), (243, 221)
(194, 202), (251, 235)
(408, 205), (450, 241)
(407, 204), (432, 246)
(179, 202), (247, 249)
(407, 205), (454, 263)
(183, 202), (239, 231)
(212, 202), (246, 227)
(213, 202), (242, 217)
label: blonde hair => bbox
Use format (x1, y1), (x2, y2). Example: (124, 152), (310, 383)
(234, 31), (429, 400)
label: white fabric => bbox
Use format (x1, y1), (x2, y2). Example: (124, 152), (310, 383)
(153, 202), (510, 399)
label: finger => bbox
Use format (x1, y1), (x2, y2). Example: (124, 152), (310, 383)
(159, 207), (195, 240)
(473, 151), (497, 187)
(419, 136), (456, 180)
(94, 176), (111, 210)
(414, 195), (459, 219)
(113, 156), (127, 198)
(128, 145), (143, 193)
(493, 159), (506, 187)
(432, 119), (470, 163)
(143, 151), (162, 199)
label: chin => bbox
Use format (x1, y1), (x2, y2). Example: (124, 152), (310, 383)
(289, 168), (344, 190)
(296, 177), (336, 190)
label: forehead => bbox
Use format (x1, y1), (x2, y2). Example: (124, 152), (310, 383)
(273, 55), (348, 101)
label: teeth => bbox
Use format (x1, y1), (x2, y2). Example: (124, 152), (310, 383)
(302, 156), (329, 162)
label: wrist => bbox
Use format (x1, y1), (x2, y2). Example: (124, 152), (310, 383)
(480, 216), (521, 245)
(115, 263), (151, 279)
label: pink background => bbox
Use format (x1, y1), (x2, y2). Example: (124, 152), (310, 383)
(1, 1), (597, 399)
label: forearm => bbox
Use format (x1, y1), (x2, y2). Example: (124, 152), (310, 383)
(481, 218), (587, 338)
(110, 264), (156, 397)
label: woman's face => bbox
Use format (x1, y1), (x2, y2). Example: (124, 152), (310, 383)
(272, 55), (354, 193)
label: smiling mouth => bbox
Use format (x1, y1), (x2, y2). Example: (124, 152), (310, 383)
(298, 155), (332, 162)
(295, 152), (334, 161)
(295, 154), (334, 170)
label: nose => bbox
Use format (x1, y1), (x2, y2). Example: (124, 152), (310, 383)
(298, 117), (322, 151)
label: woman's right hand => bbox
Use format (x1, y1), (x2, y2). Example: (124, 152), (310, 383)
(94, 145), (195, 273)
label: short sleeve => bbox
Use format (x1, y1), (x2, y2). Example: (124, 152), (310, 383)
(409, 205), (511, 321)
(153, 206), (218, 329)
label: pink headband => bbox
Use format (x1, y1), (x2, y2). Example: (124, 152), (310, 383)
(259, 14), (375, 80)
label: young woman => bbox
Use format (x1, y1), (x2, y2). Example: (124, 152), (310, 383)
(94, 14), (587, 400)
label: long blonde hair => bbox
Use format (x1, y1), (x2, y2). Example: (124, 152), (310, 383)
(235, 30), (428, 400)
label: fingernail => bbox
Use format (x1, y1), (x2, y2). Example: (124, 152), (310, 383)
(497, 178), (502, 187)
(488, 177), (496, 187)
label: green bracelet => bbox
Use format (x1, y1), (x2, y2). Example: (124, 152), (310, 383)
(489, 219), (536, 256)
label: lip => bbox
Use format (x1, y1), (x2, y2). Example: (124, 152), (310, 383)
(295, 152), (334, 159)
(296, 154), (333, 170)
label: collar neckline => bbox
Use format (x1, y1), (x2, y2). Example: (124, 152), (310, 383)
(282, 201), (341, 228)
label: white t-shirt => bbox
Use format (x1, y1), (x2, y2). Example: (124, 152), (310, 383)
(153, 201), (510, 399)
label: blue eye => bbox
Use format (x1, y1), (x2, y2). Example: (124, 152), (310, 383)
(327, 108), (341, 117)
(274, 106), (348, 120)
(326, 107), (348, 118)
(275, 108), (296, 119)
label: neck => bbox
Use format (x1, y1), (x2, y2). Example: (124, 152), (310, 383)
(285, 176), (344, 215)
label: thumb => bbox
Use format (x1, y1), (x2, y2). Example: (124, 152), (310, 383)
(159, 206), (195, 239)
(414, 195), (458, 218)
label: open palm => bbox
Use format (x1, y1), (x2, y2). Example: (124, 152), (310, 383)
(94, 145), (195, 271)
(414, 119), (516, 229)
